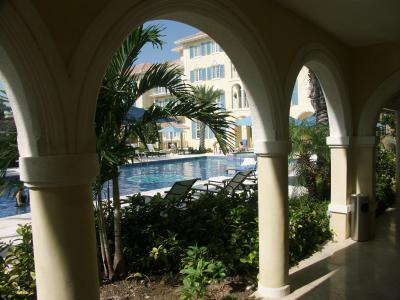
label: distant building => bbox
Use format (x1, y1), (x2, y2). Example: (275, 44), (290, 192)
(135, 32), (314, 150)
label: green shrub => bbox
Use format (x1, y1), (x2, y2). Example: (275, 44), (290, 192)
(375, 144), (396, 215)
(288, 196), (332, 265)
(117, 191), (331, 278)
(179, 245), (226, 300)
(0, 224), (36, 299)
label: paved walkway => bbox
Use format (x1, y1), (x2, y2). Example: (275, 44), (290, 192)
(283, 206), (400, 300)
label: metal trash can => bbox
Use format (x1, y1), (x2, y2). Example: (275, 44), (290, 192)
(350, 194), (370, 241)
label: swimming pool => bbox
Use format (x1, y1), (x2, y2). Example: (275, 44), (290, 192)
(0, 155), (254, 218)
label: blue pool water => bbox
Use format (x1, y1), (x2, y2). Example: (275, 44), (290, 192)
(0, 155), (254, 218)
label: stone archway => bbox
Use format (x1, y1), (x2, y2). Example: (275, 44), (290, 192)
(76, 1), (293, 298)
(287, 44), (352, 240)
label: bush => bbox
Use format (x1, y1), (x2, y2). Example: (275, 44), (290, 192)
(375, 144), (396, 215)
(288, 196), (332, 265)
(179, 245), (226, 300)
(116, 191), (331, 278)
(0, 224), (36, 299)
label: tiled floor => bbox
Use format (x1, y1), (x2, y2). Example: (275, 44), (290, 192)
(283, 207), (400, 300)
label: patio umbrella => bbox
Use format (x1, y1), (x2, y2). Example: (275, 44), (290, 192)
(159, 126), (184, 148)
(124, 106), (176, 124)
(124, 106), (146, 124)
(235, 116), (252, 126)
(289, 115), (316, 126)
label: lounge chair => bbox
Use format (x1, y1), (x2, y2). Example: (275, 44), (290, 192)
(226, 157), (256, 175)
(192, 170), (254, 196)
(146, 144), (167, 157)
(144, 178), (199, 203)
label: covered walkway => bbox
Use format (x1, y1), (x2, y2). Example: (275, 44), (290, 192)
(285, 207), (400, 299)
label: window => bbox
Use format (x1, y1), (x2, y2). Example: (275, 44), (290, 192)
(153, 86), (167, 95)
(216, 92), (226, 109)
(189, 45), (202, 58)
(291, 80), (299, 106)
(189, 41), (224, 59)
(190, 68), (207, 82)
(155, 98), (172, 107)
(163, 132), (178, 140)
(206, 64), (225, 80)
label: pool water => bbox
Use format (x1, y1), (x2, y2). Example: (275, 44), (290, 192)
(0, 185), (31, 218)
(0, 155), (254, 218)
(117, 156), (247, 196)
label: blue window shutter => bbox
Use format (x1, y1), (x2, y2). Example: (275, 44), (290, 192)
(205, 126), (213, 139)
(220, 93), (225, 109)
(192, 120), (197, 139)
(291, 80), (299, 106)
(207, 67), (211, 80)
(220, 65), (225, 78)
(207, 42), (211, 54)
(201, 43), (206, 56)
(190, 47), (194, 58)
(201, 68), (206, 81)
(190, 70), (195, 82)
(210, 130), (215, 139)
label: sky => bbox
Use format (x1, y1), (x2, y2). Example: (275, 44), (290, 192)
(136, 20), (199, 64)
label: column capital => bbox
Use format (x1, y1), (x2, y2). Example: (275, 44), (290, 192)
(326, 136), (350, 148)
(254, 140), (291, 157)
(352, 136), (376, 147)
(20, 153), (99, 188)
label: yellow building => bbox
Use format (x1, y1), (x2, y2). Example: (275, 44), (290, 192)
(137, 32), (315, 150)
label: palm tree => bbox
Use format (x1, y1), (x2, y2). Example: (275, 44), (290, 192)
(289, 119), (330, 199)
(0, 89), (9, 120)
(191, 85), (223, 152)
(308, 70), (328, 125)
(95, 25), (235, 280)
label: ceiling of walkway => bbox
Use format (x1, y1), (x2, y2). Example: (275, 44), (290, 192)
(278, 0), (400, 47)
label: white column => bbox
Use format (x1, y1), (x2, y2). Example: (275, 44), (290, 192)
(254, 140), (290, 299)
(20, 154), (99, 300)
(327, 136), (351, 240)
(352, 136), (376, 238)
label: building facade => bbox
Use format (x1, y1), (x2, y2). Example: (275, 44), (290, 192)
(136, 32), (314, 150)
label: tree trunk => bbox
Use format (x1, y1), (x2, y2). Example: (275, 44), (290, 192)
(308, 70), (328, 125)
(199, 121), (206, 151)
(112, 176), (125, 277)
(96, 187), (114, 280)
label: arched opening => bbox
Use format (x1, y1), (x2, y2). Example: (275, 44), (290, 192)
(79, 3), (288, 296)
(357, 72), (400, 228)
(287, 47), (351, 241)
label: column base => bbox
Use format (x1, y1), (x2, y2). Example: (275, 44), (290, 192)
(253, 283), (290, 299)
(328, 204), (351, 240)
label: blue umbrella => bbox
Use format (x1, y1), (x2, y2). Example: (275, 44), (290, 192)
(289, 115), (316, 126)
(124, 106), (145, 124)
(236, 116), (252, 126)
(158, 126), (184, 133)
(124, 106), (176, 124)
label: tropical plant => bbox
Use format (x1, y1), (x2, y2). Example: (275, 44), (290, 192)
(191, 85), (223, 151)
(0, 224), (36, 299)
(0, 89), (10, 120)
(179, 245), (226, 300)
(375, 113), (396, 215)
(308, 70), (328, 125)
(0, 90), (19, 198)
(95, 24), (235, 280)
(289, 120), (330, 199)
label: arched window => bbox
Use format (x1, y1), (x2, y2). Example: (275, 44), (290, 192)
(232, 84), (248, 109)
(232, 84), (242, 109)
